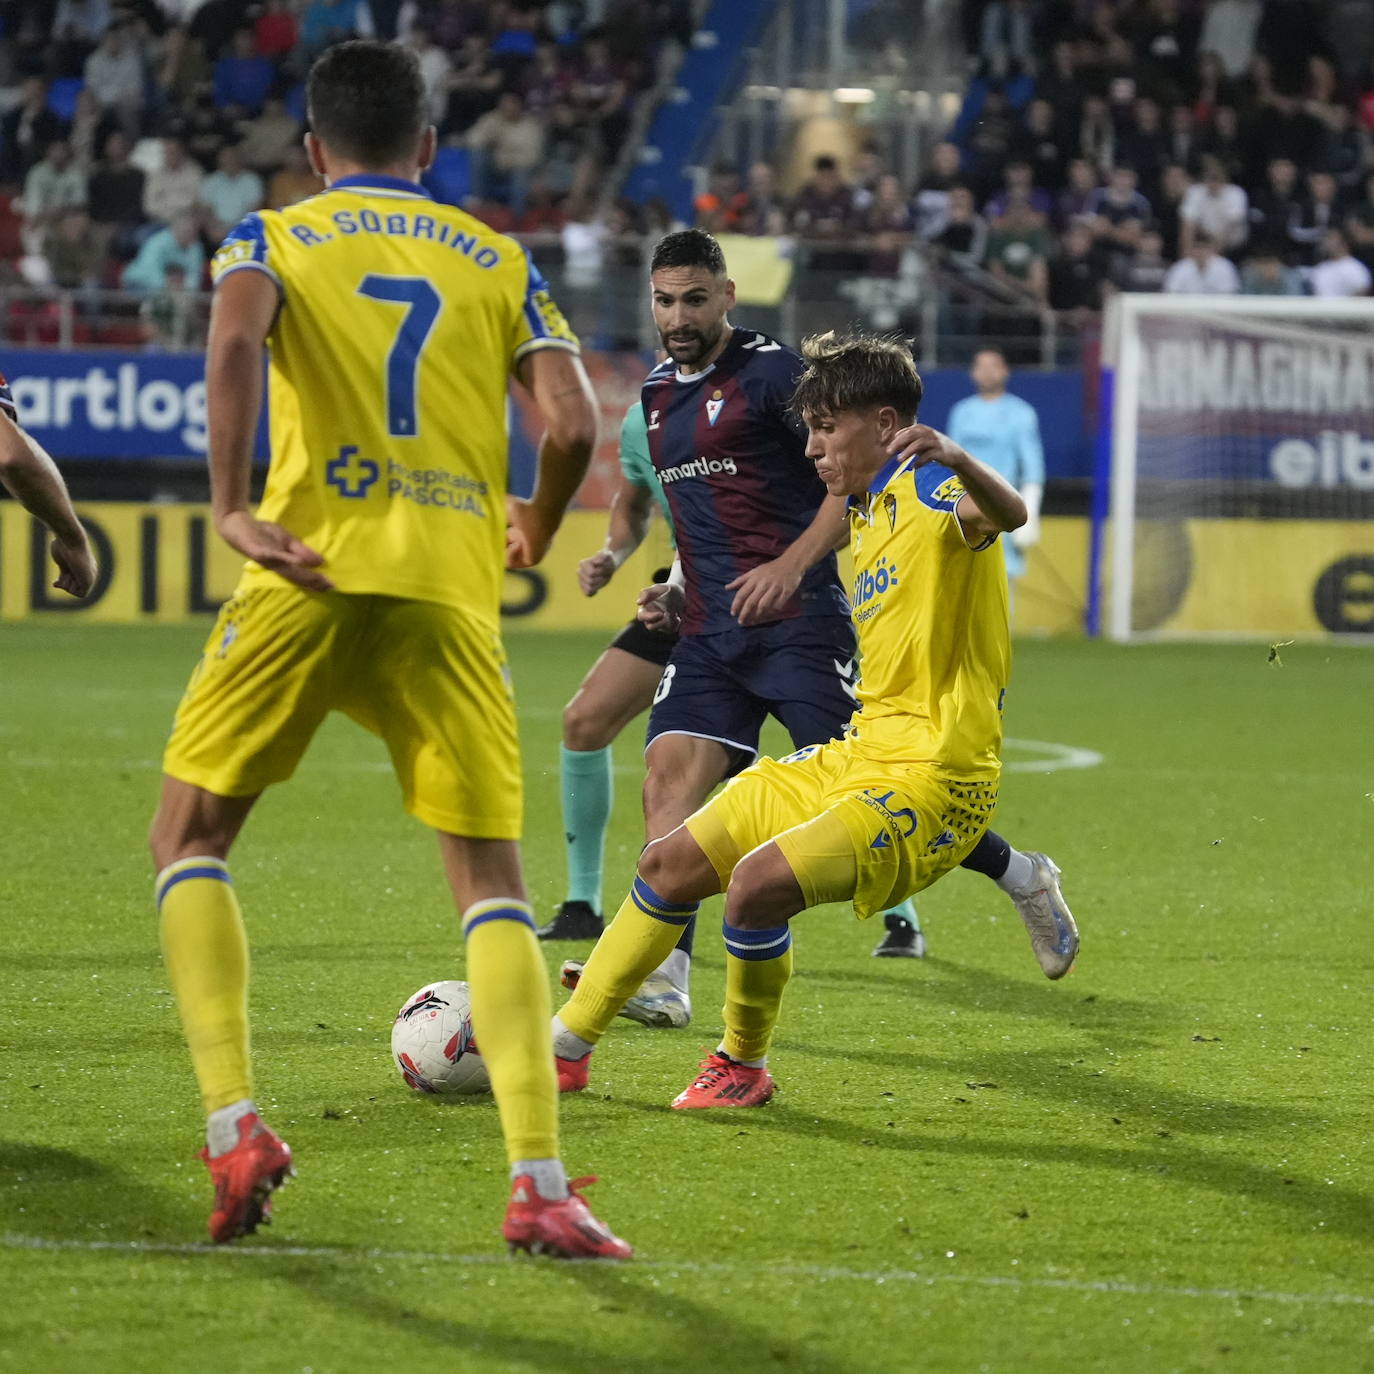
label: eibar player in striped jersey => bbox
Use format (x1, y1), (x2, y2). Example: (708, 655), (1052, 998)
(559, 229), (1075, 1040)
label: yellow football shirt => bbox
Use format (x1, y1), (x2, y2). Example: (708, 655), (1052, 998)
(846, 456), (1009, 777)
(209, 174), (579, 622)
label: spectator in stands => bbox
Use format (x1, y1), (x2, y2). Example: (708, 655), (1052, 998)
(20, 141), (88, 257)
(930, 184), (987, 268)
(1344, 171), (1374, 267)
(1111, 226), (1170, 292)
(1316, 103), (1367, 193)
(1289, 169), (1345, 266)
(254, 0), (298, 61)
(467, 91), (545, 216)
(1246, 83), (1324, 185)
(1164, 229), (1240, 292)
(1179, 154), (1248, 255)
(793, 155), (855, 239)
(1115, 97), (1169, 201)
(155, 25), (213, 113)
(860, 173), (915, 236)
(43, 207), (104, 288)
(53, 0), (115, 72)
(213, 28), (274, 115)
(266, 144), (323, 209)
(913, 141), (963, 240)
(1153, 162), (1190, 258)
(1240, 245), (1304, 295)
(1131, 0), (1199, 104)
(140, 263), (196, 346)
(1077, 95), (1116, 176)
(184, 86), (242, 170)
(850, 143), (887, 214)
(523, 40), (574, 115)
(1085, 165), (1152, 252)
(1200, 0), (1261, 79)
(444, 34), (504, 135)
(1048, 221), (1105, 316)
(966, 87), (1016, 199)
(984, 161), (1052, 221)
(1247, 157), (1302, 257)
(985, 195), (1049, 303)
(1309, 226), (1372, 296)
(1194, 104), (1245, 184)
(1190, 53), (1240, 128)
(1054, 158), (1098, 231)
(694, 165), (749, 234)
(1167, 103), (1197, 170)
(84, 23), (147, 142)
(540, 100), (593, 200)
(409, 27), (454, 126)
(143, 135), (204, 227)
(236, 94), (301, 173)
(87, 129), (146, 253)
(1013, 99), (1067, 192)
(299, 0), (356, 61)
(738, 162), (788, 237)
(122, 211), (204, 291)
(568, 35), (633, 160)
(978, 0), (1034, 79)
(68, 88), (116, 173)
(197, 141), (263, 242)
(428, 0), (486, 51)
(1, 78), (66, 182)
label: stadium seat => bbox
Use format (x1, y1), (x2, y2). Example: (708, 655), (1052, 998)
(46, 77), (84, 122)
(423, 147), (472, 208)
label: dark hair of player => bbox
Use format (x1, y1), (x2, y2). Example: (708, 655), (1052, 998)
(649, 228), (726, 277)
(793, 331), (924, 424)
(306, 40), (427, 168)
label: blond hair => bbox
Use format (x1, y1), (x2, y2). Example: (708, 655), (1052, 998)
(792, 331), (923, 424)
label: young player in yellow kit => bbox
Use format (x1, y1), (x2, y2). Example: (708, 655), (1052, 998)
(553, 333), (1079, 1105)
(148, 41), (630, 1257)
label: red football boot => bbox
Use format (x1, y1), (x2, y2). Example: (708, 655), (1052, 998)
(198, 1113), (293, 1244)
(503, 1175), (632, 1260)
(670, 1052), (775, 1109)
(556, 1051), (590, 1093)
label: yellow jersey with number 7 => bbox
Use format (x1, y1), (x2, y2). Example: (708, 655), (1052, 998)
(209, 173), (579, 622)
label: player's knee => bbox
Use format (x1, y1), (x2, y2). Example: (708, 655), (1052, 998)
(562, 697), (613, 752)
(637, 831), (713, 905)
(724, 848), (804, 930)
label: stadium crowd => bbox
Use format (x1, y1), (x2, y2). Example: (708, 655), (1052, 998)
(696, 0), (1374, 308)
(0, 0), (690, 321)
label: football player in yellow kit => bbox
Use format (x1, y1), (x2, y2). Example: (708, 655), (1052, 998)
(148, 40), (629, 1258)
(552, 332), (1079, 1107)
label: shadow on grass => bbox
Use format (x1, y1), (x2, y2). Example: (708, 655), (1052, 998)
(283, 1256), (857, 1374)
(0, 1142), (197, 1240)
(643, 1102), (1374, 1249)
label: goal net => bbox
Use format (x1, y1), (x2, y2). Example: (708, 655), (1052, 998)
(1093, 296), (1374, 641)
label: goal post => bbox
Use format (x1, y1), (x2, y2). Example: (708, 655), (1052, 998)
(1093, 294), (1374, 642)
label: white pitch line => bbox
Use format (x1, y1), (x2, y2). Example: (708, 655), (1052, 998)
(1002, 737), (1104, 774)
(3, 1234), (1368, 1310)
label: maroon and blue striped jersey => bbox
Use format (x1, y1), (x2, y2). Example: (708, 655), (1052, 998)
(641, 327), (849, 636)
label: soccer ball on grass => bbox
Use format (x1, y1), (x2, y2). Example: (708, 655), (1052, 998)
(391, 980), (491, 1094)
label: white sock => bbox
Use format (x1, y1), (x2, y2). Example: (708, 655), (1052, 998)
(512, 1157), (569, 1201)
(719, 1043), (766, 1070)
(996, 849), (1037, 895)
(658, 948), (691, 993)
(552, 1014), (594, 1060)
(206, 1098), (257, 1156)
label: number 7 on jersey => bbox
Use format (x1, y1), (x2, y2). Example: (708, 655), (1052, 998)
(357, 275), (441, 438)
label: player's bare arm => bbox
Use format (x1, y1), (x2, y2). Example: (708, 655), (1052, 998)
(509, 347), (598, 569)
(0, 409), (97, 598)
(726, 493), (849, 626)
(207, 269), (333, 592)
(580, 475), (655, 596)
(889, 424), (1027, 542)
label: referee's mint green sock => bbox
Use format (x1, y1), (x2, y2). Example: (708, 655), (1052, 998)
(560, 744), (613, 913)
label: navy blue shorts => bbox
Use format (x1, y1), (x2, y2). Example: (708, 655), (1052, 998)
(645, 616), (859, 777)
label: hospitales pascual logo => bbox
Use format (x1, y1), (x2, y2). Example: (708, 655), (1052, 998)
(9, 363), (208, 452)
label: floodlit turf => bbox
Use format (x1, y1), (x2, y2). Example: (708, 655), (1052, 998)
(2, 623), (1372, 1373)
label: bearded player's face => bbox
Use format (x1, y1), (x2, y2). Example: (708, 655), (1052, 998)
(650, 267), (735, 368)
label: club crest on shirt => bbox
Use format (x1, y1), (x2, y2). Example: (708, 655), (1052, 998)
(648, 409), (661, 431)
(882, 492), (897, 530)
(705, 390), (724, 427)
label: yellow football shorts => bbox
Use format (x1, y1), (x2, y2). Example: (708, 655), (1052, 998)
(685, 739), (998, 919)
(163, 585), (522, 838)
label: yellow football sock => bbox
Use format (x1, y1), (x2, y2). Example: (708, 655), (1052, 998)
(156, 857), (252, 1115)
(462, 900), (558, 1164)
(721, 923), (794, 1064)
(560, 877), (698, 1045)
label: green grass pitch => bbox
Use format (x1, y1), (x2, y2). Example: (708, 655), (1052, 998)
(1, 624), (1371, 1373)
